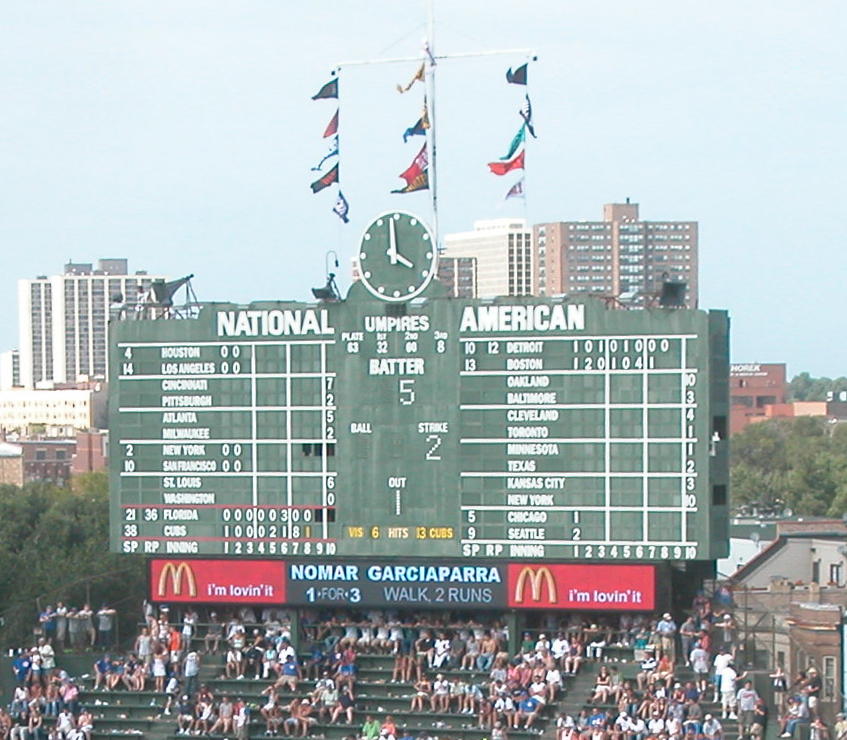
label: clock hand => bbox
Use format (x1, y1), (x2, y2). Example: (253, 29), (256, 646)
(386, 218), (398, 264)
(386, 218), (414, 268)
(395, 252), (414, 269)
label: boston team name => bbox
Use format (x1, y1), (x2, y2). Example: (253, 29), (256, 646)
(459, 303), (584, 333)
(217, 309), (332, 337)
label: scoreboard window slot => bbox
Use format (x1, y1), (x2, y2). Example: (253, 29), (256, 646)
(648, 477), (682, 506)
(573, 510), (604, 539)
(561, 443), (604, 471)
(650, 339), (683, 369)
(217, 411), (252, 437)
(566, 478), (605, 506)
(257, 478), (285, 499)
(647, 443), (682, 472)
(255, 345), (287, 373)
(610, 374), (643, 404)
(290, 410), (322, 438)
(610, 510), (643, 541)
(610, 442), (644, 472)
(288, 343), (322, 371)
(610, 477), (642, 506)
(313, 508), (336, 522)
(560, 408), (605, 438)
(561, 375), (605, 403)
(610, 408), (643, 438)
(291, 476), (324, 495)
(712, 484), (727, 505)
(256, 444), (288, 471)
(255, 378), (287, 405)
(290, 377), (323, 405)
(461, 478), (483, 494)
(256, 410), (287, 438)
(648, 511), (682, 541)
(292, 444), (334, 470)
(647, 374), (681, 404)
(460, 389), (483, 404)
(647, 408), (682, 438)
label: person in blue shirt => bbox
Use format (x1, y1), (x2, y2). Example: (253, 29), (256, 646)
(516, 694), (541, 729)
(93, 654), (111, 690)
(11, 651), (32, 684)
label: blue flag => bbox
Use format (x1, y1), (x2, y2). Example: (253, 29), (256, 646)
(333, 191), (350, 223)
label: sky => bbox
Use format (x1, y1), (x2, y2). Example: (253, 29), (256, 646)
(1, 0), (845, 376)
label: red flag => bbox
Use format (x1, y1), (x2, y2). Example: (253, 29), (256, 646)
(310, 163), (339, 194)
(399, 143), (429, 185)
(323, 109), (339, 138)
(488, 149), (525, 176)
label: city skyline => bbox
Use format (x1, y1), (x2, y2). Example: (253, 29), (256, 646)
(1, 1), (844, 375)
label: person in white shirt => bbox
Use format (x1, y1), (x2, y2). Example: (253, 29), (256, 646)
(712, 649), (732, 702)
(648, 713), (666, 735)
(719, 663), (744, 719)
(432, 636), (451, 669)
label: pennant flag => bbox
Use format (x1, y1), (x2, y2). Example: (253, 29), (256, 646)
(392, 170), (429, 194)
(424, 41), (436, 67)
(398, 142), (429, 185)
(488, 149), (525, 176)
(520, 94), (537, 138)
(323, 109), (339, 138)
(311, 78), (338, 100)
(397, 62), (425, 93)
(333, 191), (350, 223)
(500, 125), (526, 161)
(311, 136), (339, 171)
(310, 163), (339, 193)
(505, 178), (525, 200)
(506, 63), (528, 85)
(403, 101), (430, 143)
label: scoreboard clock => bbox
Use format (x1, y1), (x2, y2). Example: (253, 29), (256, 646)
(110, 227), (729, 564)
(358, 211), (438, 302)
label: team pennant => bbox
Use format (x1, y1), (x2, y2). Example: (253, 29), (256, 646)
(333, 191), (350, 223)
(310, 163), (339, 193)
(392, 171), (429, 194)
(323, 109), (339, 138)
(506, 63), (528, 85)
(403, 101), (430, 143)
(520, 95), (537, 138)
(505, 178), (525, 200)
(398, 142), (429, 185)
(311, 78), (338, 100)
(488, 149), (525, 176)
(500, 125), (526, 160)
(397, 62), (425, 93)
(311, 136), (339, 171)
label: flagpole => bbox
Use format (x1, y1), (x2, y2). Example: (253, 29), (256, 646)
(426, 0), (439, 251)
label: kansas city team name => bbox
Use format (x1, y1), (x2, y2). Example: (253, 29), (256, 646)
(216, 309), (333, 336)
(459, 303), (585, 332)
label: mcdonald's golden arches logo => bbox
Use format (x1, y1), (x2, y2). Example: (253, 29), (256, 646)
(513, 565), (557, 604)
(157, 561), (198, 598)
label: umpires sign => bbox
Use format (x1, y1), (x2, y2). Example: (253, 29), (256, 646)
(148, 559), (656, 610)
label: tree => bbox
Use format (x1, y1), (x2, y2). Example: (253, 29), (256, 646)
(0, 473), (146, 648)
(788, 373), (847, 402)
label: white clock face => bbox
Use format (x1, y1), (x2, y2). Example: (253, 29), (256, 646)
(358, 211), (438, 302)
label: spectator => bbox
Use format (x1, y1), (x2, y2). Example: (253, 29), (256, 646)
(751, 698), (768, 739)
(703, 714), (722, 740)
(656, 613), (677, 662)
(360, 715), (380, 740)
(96, 605), (116, 648)
(204, 612), (223, 655)
(736, 680), (759, 738)
(807, 667), (823, 718)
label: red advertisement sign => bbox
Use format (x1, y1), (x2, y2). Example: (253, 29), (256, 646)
(149, 559), (287, 604)
(507, 563), (655, 610)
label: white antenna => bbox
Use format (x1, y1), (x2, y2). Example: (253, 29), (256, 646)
(333, 0), (534, 253)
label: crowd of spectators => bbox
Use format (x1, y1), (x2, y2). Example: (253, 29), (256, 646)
(13, 591), (846, 740)
(35, 604), (117, 652)
(4, 643), (93, 740)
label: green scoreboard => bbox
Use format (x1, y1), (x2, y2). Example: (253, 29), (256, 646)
(110, 284), (730, 564)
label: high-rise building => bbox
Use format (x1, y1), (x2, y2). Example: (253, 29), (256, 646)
(442, 219), (533, 298)
(0, 350), (20, 391)
(17, 259), (168, 388)
(436, 256), (477, 298)
(534, 201), (698, 307)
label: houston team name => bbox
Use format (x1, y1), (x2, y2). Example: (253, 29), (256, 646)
(217, 309), (333, 337)
(459, 303), (585, 333)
